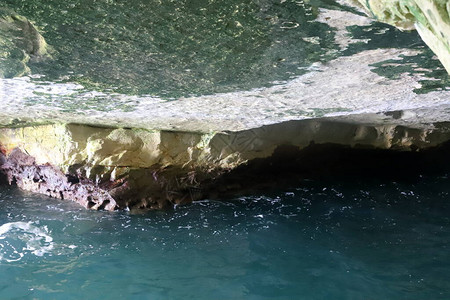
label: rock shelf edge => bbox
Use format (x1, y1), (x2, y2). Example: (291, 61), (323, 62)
(1, 115), (450, 211)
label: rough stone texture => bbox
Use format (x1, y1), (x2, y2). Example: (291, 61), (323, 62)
(0, 1), (449, 211)
(1, 118), (450, 210)
(1, 48), (449, 132)
(0, 8), (50, 78)
(0, 148), (116, 210)
(350, 0), (450, 73)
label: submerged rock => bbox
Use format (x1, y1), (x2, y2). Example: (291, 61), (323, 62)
(0, 7), (50, 78)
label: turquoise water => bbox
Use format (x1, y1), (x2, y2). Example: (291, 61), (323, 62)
(0, 175), (449, 299)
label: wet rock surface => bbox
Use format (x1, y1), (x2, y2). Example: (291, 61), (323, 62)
(0, 8), (50, 78)
(0, 146), (227, 211)
(0, 148), (116, 210)
(0, 0), (449, 210)
(1, 118), (450, 211)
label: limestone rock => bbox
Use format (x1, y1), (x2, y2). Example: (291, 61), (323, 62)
(0, 8), (50, 78)
(1, 118), (450, 211)
(350, 0), (450, 73)
(0, 1), (448, 211)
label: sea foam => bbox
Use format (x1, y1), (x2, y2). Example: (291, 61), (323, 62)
(0, 221), (54, 262)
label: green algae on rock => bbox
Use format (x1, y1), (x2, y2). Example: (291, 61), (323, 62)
(350, 0), (450, 73)
(0, 8), (50, 78)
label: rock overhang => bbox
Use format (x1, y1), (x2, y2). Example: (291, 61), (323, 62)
(0, 0), (449, 210)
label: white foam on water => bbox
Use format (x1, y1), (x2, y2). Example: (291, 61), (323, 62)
(0, 221), (54, 262)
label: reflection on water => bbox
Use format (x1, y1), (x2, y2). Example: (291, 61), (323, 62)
(0, 174), (449, 299)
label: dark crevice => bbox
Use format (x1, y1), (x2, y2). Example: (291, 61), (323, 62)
(66, 174), (80, 184)
(97, 200), (110, 211)
(2, 141), (450, 211)
(205, 141), (450, 199)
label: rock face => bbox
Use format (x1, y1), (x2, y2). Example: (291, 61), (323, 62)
(1, 148), (116, 210)
(0, 8), (50, 78)
(0, 0), (449, 210)
(1, 118), (450, 211)
(350, 0), (450, 73)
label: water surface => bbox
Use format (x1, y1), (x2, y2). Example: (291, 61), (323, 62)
(0, 175), (449, 299)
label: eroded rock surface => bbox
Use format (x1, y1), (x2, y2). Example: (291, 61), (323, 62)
(0, 148), (116, 210)
(350, 0), (450, 73)
(0, 8), (50, 78)
(0, 1), (449, 210)
(1, 117), (450, 211)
